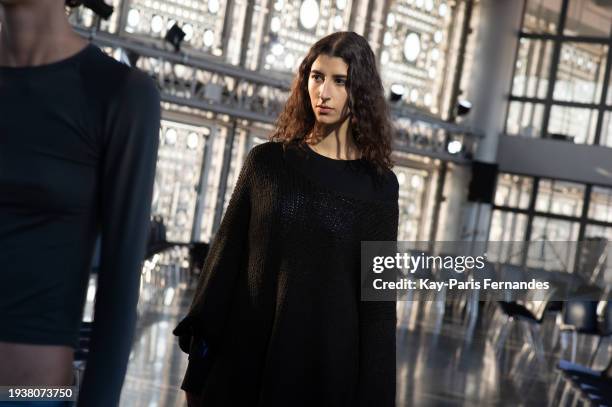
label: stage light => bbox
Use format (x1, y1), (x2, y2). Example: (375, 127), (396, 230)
(447, 140), (462, 154)
(389, 84), (405, 102)
(82, 0), (114, 20)
(165, 23), (186, 52)
(456, 99), (472, 116)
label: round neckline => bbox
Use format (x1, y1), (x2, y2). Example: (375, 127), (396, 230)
(280, 142), (397, 205)
(305, 143), (362, 162)
(0, 43), (95, 74)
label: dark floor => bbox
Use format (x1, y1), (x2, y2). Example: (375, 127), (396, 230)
(112, 264), (610, 407)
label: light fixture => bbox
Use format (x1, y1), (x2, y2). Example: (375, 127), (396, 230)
(271, 42), (284, 56)
(183, 24), (194, 42)
(203, 30), (215, 47)
(381, 50), (390, 65)
(403, 33), (421, 62)
(127, 8), (140, 28)
(165, 23), (186, 52)
(397, 172), (406, 186)
(299, 0), (320, 30)
(409, 89), (419, 103)
(447, 140), (462, 154)
(334, 15), (343, 29)
(439, 2), (448, 17)
(82, 0), (114, 19)
(187, 132), (199, 149)
(456, 99), (472, 116)
(383, 32), (393, 46)
(151, 15), (164, 33)
(126, 50), (140, 67)
(389, 84), (405, 102)
(165, 129), (177, 145)
(207, 0), (220, 14)
(270, 16), (281, 32)
(284, 54), (295, 70)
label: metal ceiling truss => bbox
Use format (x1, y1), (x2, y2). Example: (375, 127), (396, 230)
(76, 27), (480, 163)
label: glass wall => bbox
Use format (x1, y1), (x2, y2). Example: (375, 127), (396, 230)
(490, 172), (612, 273)
(506, 0), (612, 147)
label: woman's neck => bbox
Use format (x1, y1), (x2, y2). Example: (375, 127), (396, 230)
(308, 116), (360, 160)
(0, 1), (86, 67)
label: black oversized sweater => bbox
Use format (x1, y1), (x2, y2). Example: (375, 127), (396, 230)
(173, 141), (398, 406)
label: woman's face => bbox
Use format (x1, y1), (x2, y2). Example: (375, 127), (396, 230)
(307, 54), (350, 126)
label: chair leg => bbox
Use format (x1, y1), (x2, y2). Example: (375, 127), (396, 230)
(527, 322), (546, 366)
(570, 391), (581, 407)
(559, 383), (574, 407)
(587, 335), (603, 368)
(571, 330), (578, 363)
(548, 370), (564, 406)
(496, 315), (513, 356)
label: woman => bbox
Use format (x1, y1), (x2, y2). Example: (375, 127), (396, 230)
(174, 31), (399, 406)
(0, 1), (160, 406)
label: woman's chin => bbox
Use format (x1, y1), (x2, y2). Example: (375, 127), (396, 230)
(315, 116), (339, 124)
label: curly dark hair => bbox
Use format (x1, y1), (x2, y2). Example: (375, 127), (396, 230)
(65, 0), (82, 7)
(271, 31), (394, 173)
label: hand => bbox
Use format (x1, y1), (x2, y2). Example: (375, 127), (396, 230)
(186, 391), (202, 407)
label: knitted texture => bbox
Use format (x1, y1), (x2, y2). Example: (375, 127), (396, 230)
(174, 141), (398, 406)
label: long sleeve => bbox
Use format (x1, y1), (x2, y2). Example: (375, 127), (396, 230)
(358, 174), (399, 407)
(77, 71), (160, 406)
(173, 146), (255, 392)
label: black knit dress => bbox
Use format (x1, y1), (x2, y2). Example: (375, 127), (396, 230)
(173, 141), (399, 407)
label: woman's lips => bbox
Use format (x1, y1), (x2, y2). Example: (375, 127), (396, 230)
(317, 106), (333, 113)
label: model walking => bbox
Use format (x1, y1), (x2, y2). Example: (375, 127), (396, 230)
(174, 31), (398, 407)
(0, 1), (160, 405)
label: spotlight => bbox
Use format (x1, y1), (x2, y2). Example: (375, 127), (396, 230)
(548, 133), (574, 143)
(126, 50), (140, 67)
(82, 0), (114, 20)
(447, 140), (462, 154)
(165, 23), (186, 52)
(389, 84), (405, 102)
(456, 99), (472, 116)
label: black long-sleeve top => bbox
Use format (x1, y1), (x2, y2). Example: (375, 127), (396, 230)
(173, 141), (399, 406)
(0, 43), (160, 406)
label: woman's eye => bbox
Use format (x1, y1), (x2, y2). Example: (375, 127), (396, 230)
(336, 79), (345, 85)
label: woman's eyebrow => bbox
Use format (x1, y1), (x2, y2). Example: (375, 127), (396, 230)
(310, 69), (347, 79)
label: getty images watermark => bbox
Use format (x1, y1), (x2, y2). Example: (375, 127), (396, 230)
(360, 241), (610, 302)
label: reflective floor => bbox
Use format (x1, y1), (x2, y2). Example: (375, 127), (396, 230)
(112, 260), (610, 406)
